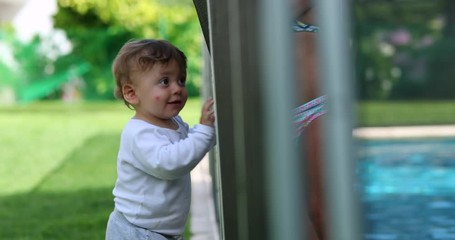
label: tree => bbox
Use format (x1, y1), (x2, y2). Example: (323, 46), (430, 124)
(423, 0), (455, 99)
(353, 1), (452, 100)
(0, 24), (60, 102)
(53, 0), (202, 99)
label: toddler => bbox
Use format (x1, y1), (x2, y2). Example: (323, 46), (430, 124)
(105, 39), (216, 240)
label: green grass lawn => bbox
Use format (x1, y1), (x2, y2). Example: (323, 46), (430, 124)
(2, 99), (455, 239)
(0, 98), (201, 239)
(357, 100), (455, 127)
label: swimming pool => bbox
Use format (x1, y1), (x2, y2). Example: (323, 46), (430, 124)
(358, 138), (455, 239)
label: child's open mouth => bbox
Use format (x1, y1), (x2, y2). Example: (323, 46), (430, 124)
(168, 100), (183, 106)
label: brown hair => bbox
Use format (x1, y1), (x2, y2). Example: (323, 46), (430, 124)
(112, 39), (187, 108)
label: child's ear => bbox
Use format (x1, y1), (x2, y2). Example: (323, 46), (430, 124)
(122, 84), (139, 105)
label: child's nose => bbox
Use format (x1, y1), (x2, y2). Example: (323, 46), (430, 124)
(172, 83), (183, 95)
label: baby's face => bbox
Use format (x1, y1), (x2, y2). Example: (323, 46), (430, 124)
(132, 60), (188, 124)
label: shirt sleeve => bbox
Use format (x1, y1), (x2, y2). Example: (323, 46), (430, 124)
(132, 124), (215, 180)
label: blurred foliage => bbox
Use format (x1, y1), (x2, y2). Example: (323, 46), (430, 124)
(354, 0), (455, 100)
(4, 0), (454, 102)
(0, 24), (58, 98)
(0, 25), (20, 91)
(52, 0), (203, 99)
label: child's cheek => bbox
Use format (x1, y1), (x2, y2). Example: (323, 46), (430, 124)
(155, 96), (160, 101)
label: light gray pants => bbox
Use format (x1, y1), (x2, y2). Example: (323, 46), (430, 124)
(105, 209), (184, 240)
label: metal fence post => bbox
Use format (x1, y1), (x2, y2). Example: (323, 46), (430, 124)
(315, 1), (363, 239)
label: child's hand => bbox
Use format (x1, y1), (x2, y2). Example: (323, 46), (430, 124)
(200, 97), (215, 127)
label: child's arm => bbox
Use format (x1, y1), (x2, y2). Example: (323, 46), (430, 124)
(132, 98), (216, 180)
(132, 126), (214, 180)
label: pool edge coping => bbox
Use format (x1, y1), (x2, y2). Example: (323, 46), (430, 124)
(353, 125), (455, 139)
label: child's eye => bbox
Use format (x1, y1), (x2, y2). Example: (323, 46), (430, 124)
(159, 78), (169, 86)
(178, 78), (186, 86)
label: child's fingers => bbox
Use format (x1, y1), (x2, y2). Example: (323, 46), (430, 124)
(204, 110), (215, 122)
(208, 109), (215, 120)
(202, 97), (214, 113)
(200, 98), (215, 126)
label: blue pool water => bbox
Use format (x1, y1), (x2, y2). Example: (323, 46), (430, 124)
(358, 138), (455, 240)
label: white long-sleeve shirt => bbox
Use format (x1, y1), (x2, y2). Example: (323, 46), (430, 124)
(113, 116), (216, 235)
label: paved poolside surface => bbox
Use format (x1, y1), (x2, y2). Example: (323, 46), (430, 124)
(190, 155), (220, 240)
(354, 125), (455, 139)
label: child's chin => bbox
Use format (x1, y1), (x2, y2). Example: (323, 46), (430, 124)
(167, 107), (183, 115)
(166, 112), (180, 118)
